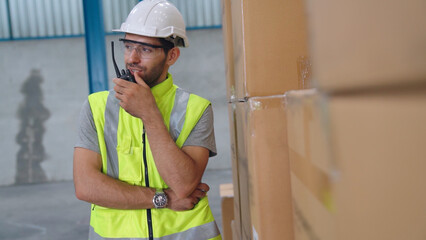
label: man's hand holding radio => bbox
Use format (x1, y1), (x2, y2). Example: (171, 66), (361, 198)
(113, 73), (160, 124)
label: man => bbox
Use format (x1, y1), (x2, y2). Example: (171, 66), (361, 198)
(73, 1), (221, 239)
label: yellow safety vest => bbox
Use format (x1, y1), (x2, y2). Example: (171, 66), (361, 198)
(87, 74), (221, 240)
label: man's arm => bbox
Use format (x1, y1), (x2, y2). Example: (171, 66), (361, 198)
(146, 125), (210, 199)
(73, 147), (208, 210)
(73, 147), (155, 209)
(113, 75), (211, 199)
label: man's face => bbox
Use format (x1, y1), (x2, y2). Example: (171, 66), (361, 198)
(123, 33), (168, 87)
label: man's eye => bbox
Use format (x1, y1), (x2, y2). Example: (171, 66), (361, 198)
(142, 47), (153, 53)
(124, 44), (133, 50)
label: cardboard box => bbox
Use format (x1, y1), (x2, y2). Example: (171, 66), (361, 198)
(221, 0), (236, 101)
(227, 103), (242, 239)
(244, 96), (295, 240)
(286, 89), (426, 240)
(285, 89), (337, 240)
(330, 89), (426, 240)
(223, 0), (309, 100)
(230, 96), (296, 240)
(308, 0), (426, 92)
(231, 220), (240, 240)
(228, 102), (252, 240)
(221, 183), (235, 240)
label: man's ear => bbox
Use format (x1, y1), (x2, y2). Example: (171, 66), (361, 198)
(166, 47), (180, 66)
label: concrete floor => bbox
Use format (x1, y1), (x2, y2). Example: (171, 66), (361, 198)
(0, 169), (233, 240)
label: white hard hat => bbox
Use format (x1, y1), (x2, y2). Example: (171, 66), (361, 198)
(113, 0), (188, 47)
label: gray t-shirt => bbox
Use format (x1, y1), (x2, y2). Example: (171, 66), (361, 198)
(75, 99), (217, 157)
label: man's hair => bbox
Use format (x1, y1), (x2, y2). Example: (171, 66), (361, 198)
(160, 38), (175, 55)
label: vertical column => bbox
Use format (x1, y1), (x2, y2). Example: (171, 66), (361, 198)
(83, 0), (108, 93)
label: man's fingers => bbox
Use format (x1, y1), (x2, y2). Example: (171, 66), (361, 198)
(133, 73), (148, 87)
(115, 93), (121, 101)
(113, 77), (131, 87)
(190, 188), (207, 200)
(197, 183), (210, 193)
(114, 84), (125, 95)
(191, 196), (200, 207)
(113, 78), (134, 98)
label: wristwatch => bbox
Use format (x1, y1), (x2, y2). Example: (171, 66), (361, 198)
(153, 189), (168, 209)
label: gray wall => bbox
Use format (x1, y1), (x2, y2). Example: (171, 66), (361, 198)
(0, 28), (230, 186)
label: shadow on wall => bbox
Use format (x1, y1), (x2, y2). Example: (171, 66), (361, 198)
(15, 69), (50, 184)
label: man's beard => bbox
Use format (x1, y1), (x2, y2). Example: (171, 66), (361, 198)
(127, 57), (167, 88)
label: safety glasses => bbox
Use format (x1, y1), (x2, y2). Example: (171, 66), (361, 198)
(119, 38), (164, 59)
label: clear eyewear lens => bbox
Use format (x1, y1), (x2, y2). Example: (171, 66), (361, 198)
(120, 41), (162, 59)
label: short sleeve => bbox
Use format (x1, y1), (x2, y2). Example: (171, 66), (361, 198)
(74, 99), (100, 154)
(183, 105), (217, 157)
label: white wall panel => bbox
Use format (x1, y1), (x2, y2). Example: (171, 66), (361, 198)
(52, 0), (63, 36)
(1, 0), (222, 40)
(212, 0), (221, 26)
(43, 0), (55, 36)
(16, 0), (28, 38)
(203, 0), (213, 27)
(61, 0), (72, 35)
(77, 0), (84, 34)
(103, 0), (113, 32)
(35, 0), (47, 36)
(70, 0), (80, 35)
(27, 0), (37, 37)
(0, 0), (10, 38)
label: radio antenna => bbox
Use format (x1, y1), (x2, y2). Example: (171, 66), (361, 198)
(111, 41), (121, 78)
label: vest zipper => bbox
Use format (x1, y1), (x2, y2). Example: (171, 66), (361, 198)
(142, 128), (154, 240)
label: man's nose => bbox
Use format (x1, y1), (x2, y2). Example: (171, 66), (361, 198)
(128, 49), (140, 63)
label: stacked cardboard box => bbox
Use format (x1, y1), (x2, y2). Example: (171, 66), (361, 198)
(228, 94), (296, 240)
(223, 0), (310, 101)
(285, 90), (336, 240)
(222, 0), (310, 238)
(244, 97), (294, 240)
(286, 89), (426, 239)
(286, 1), (426, 239)
(308, 0), (426, 92)
(220, 183), (235, 240)
(227, 100), (251, 239)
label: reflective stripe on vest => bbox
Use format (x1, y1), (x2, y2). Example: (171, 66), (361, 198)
(87, 76), (221, 240)
(168, 88), (189, 142)
(89, 221), (221, 240)
(104, 91), (120, 178)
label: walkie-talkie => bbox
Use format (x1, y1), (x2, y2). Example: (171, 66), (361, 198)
(111, 41), (136, 83)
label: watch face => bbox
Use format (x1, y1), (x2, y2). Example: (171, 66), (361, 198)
(154, 193), (167, 208)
